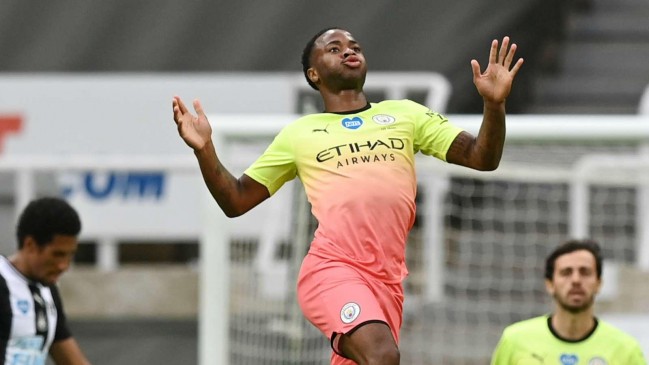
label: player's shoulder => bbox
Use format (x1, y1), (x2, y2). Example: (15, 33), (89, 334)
(596, 319), (642, 344)
(276, 113), (324, 135)
(288, 112), (331, 127)
(0, 255), (17, 280)
(502, 316), (549, 337)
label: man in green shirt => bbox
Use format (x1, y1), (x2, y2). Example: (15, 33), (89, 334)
(491, 239), (646, 365)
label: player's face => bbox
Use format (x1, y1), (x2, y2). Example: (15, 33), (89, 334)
(25, 234), (78, 285)
(308, 29), (367, 90)
(545, 249), (601, 314)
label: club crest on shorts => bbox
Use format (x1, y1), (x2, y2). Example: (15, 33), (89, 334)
(340, 302), (361, 324)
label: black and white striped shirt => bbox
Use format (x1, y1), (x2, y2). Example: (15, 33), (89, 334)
(0, 256), (71, 365)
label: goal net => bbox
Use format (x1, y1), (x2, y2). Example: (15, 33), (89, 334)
(204, 114), (649, 365)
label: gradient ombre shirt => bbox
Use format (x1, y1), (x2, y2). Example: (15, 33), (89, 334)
(245, 100), (463, 283)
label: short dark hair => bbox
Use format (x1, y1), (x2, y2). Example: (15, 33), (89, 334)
(544, 239), (603, 280)
(16, 197), (82, 249)
(301, 26), (341, 91)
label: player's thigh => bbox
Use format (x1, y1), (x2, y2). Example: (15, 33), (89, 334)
(297, 256), (395, 339)
(338, 321), (399, 364)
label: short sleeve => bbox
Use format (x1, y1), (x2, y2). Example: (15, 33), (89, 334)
(628, 341), (648, 365)
(244, 127), (297, 195)
(490, 329), (514, 365)
(410, 101), (463, 161)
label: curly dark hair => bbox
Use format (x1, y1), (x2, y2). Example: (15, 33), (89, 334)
(544, 239), (603, 280)
(301, 27), (341, 90)
(16, 197), (81, 249)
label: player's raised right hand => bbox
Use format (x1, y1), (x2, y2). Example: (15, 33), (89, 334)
(172, 96), (213, 151)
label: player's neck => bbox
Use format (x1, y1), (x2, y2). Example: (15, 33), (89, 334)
(551, 309), (596, 341)
(320, 89), (368, 113)
(8, 253), (29, 278)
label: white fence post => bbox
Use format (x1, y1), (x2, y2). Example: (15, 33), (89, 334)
(421, 172), (450, 303)
(570, 172), (589, 239)
(199, 131), (230, 365)
(638, 144), (649, 271)
(14, 169), (35, 219)
(97, 237), (119, 272)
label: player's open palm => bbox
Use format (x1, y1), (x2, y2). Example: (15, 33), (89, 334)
(172, 96), (213, 151)
(471, 36), (524, 104)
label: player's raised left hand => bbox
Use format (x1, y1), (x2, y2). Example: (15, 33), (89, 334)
(471, 36), (524, 105)
(172, 96), (213, 151)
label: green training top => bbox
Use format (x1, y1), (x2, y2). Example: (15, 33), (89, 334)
(491, 315), (647, 365)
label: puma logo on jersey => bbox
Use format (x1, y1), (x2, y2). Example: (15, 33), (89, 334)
(312, 124), (330, 134)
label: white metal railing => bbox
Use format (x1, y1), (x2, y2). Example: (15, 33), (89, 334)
(0, 155), (199, 271)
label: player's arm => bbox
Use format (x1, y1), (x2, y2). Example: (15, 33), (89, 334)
(172, 96), (270, 217)
(49, 337), (91, 365)
(194, 140), (270, 217)
(447, 36), (523, 171)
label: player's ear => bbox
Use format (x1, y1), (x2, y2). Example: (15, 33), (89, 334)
(23, 236), (39, 253)
(544, 279), (554, 295)
(307, 68), (320, 86)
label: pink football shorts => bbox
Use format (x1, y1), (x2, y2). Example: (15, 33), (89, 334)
(297, 252), (404, 364)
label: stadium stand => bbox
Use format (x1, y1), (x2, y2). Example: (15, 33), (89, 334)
(528, 0), (649, 114)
